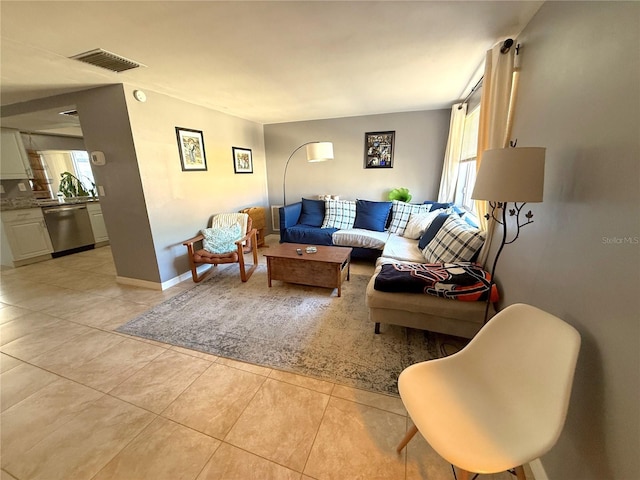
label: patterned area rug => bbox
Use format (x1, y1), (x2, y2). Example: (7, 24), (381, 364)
(117, 265), (465, 395)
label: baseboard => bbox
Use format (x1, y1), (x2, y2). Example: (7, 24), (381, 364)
(116, 275), (164, 291)
(529, 459), (549, 480)
(116, 270), (197, 291)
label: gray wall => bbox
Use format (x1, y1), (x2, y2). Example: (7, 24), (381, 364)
(6, 85), (267, 285)
(495, 3), (639, 479)
(264, 110), (450, 229)
(76, 85), (161, 283)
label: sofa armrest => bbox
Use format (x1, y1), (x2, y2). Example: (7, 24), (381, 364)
(280, 202), (302, 230)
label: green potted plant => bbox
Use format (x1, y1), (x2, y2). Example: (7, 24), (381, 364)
(58, 171), (97, 198)
(388, 187), (412, 203)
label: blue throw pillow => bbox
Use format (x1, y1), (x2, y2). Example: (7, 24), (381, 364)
(423, 200), (453, 211)
(299, 198), (325, 227)
(353, 199), (392, 232)
(418, 213), (450, 250)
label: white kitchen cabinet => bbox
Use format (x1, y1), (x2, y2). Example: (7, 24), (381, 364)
(1, 208), (53, 263)
(1, 128), (32, 180)
(86, 202), (109, 243)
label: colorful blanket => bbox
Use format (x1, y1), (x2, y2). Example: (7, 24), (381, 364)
(374, 262), (499, 302)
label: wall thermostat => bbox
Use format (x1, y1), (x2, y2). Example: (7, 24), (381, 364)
(133, 89), (147, 102)
(90, 151), (106, 166)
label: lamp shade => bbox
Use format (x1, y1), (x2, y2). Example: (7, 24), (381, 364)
(306, 142), (334, 162)
(472, 147), (546, 202)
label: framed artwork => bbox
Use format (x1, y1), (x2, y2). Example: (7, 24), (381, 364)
(232, 147), (253, 174)
(364, 131), (395, 168)
(175, 127), (207, 171)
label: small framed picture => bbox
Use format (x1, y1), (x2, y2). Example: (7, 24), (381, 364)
(364, 131), (395, 168)
(175, 127), (207, 171)
(232, 147), (253, 174)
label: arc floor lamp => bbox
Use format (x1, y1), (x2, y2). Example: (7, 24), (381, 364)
(472, 146), (546, 323)
(282, 141), (334, 206)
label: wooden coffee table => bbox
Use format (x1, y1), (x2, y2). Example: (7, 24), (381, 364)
(264, 243), (352, 297)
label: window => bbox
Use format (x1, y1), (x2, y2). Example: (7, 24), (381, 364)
(453, 105), (480, 220)
(71, 151), (96, 192)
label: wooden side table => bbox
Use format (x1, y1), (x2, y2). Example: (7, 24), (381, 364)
(240, 206), (267, 248)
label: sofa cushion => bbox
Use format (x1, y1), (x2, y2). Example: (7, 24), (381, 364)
(417, 212), (450, 250)
(388, 200), (431, 235)
(403, 209), (445, 240)
(299, 198), (325, 227)
(321, 199), (356, 229)
(332, 228), (389, 250)
(201, 224), (241, 254)
(422, 215), (485, 263)
(353, 199), (392, 232)
(381, 234), (425, 263)
(281, 224), (337, 246)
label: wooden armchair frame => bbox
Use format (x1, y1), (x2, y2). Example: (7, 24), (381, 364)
(183, 227), (258, 283)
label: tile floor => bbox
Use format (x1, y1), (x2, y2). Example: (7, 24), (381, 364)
(0, 236), (529, 480)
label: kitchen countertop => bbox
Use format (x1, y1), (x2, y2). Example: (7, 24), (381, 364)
(1, 197), (100, 212)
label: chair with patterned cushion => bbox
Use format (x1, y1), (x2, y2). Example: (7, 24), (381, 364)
(183, 212), (258, 283)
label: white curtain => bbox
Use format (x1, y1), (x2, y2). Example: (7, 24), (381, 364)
(475, 41), (519, 266)
(437, 103), (467, 203)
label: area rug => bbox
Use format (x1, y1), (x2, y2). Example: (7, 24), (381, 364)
(117, 264), (465, 395)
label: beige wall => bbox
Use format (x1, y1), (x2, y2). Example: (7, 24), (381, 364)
(495, 2), (639, 479)
(122, 84), (267, 282)
(264, 110), (450, 230)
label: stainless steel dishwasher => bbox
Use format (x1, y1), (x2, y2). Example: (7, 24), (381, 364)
(42, 204), (95, 255)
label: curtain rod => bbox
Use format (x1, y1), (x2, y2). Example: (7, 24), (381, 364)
(457, 38), (515, 110)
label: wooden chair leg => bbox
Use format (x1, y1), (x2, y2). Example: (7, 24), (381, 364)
(457, 468), (472, 480)
(396, 424), (418, 453)
(237, 229), (258, 282)
(514, 465), (527, 480)
(185, 241), (211, 283)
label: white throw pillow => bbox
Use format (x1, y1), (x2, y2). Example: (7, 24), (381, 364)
(403, 209), (444, 239)
(388, 200), (431, 235)
(321, 199), (356, 229)
(422, 215), (485, 263)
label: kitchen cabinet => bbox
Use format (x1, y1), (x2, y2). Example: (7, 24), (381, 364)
(1, 128), (32, 180)
(86, 202), (109, 243)
(1, 208), (53, 263)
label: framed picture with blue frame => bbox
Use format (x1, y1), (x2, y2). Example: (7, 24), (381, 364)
(364, 131), (395, 168)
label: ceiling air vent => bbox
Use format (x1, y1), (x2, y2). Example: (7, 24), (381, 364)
(69, 48), (144, 73)
(59, 109), (79, 117)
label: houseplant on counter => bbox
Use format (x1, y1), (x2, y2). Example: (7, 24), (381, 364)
(58, 171), (97, 198)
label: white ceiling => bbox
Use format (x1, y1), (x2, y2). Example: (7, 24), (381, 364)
(0, 1), (542, 134)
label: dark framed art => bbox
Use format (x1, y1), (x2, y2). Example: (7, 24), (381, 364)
(232, 147), (253, 174)
(364, 131), (395, 168)
(175, 127), (207, 171)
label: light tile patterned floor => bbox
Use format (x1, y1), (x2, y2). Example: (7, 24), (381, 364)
(0, 236), (530, 480)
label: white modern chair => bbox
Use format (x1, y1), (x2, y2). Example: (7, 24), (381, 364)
(396, 303), (581, 480)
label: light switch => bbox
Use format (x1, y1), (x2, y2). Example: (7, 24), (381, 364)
(98, 185), (105, 196)
(18, 183), (27, 192)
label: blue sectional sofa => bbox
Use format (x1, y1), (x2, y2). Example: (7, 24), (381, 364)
(279, 197), (493, 338)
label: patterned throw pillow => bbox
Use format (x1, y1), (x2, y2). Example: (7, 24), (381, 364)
(403, 209), (445, 239)
(201, 223), (242, 254)
(321, 199), (356, 229)
(388, 200), (431, 235)
(422, 215), (485, 263)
